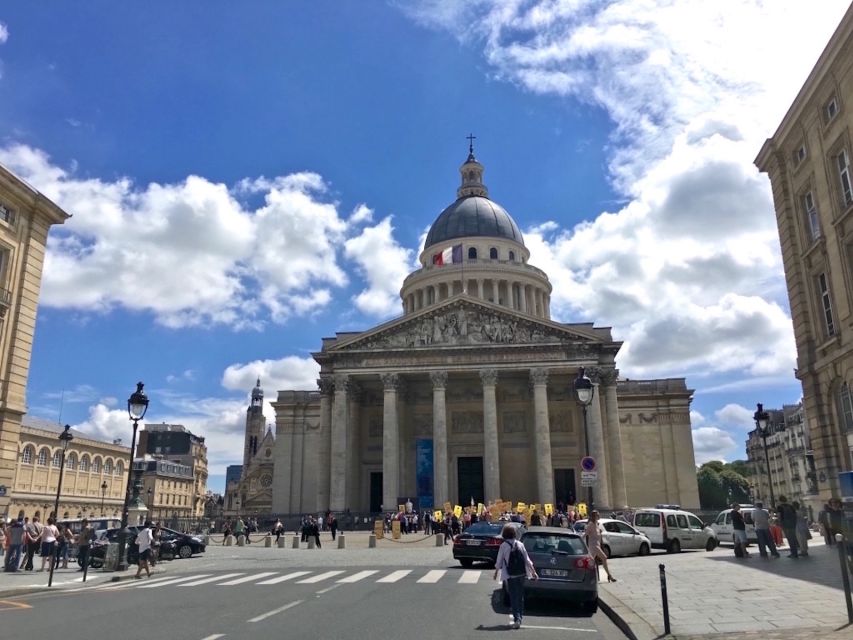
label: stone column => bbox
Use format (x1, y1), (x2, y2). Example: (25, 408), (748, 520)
(316, 377), (334, 511)
(347, 383), (362, 510)
(381, 373), (400, 511)
(530, 368), (555, 505)
(585, 369), (611, 508)
(519, 284), (528, 313)
(480, 369), (501, 501)
(329, 375), (349, 511)
(430, 371), (449, 508)
(601, 369), (627, 509)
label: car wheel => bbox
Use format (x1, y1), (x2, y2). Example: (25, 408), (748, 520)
(638, 542), (650, 556)
(667, 539), (681, 554)
(178, 544), (193, 559)
(602, 544), (612, 559)
(581, 598), (599, 615)
(90, 557), (104, 569)
(459, 558), (473, 568)
(705, 538), (717, 552)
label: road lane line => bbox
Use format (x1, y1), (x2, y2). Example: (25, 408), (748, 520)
(180, 573), (245, 586)
(256, 571), (311, 585)
(336, 570), (378, 583)
(200, 635), (226, 640)
(0, 600), (32, 611)
(457, 571), (481, 584)
(377, 570), (411, 583)
(295, 570), (344, 584)
(247, 599), (303, 623)
(96, 575), (182, 590)
(137, 574), (211, 588)
(217, 572), (276, 585)
(521, 625), (597, 632)
(417, 570), (446, 583)
(316, 583), (342, 594)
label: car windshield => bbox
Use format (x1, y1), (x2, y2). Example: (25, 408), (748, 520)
(465, 522), (502, 535)
(634, 513), (661, 527)
(522, 533), (586, 555)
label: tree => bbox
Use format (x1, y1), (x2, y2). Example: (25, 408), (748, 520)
(698, 466), (725, 509)
(727, 460), (752, 479)
(697, 461), (751, 509)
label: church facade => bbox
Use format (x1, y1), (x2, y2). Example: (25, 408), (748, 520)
(266, 148), (700, 515)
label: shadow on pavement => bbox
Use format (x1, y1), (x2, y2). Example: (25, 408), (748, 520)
(488, 588), (594, 619)
(705, 543), (844, 590)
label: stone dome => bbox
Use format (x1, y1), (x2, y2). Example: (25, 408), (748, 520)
(425, 196), (524, 248)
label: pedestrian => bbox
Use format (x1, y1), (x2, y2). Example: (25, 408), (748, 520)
(819, 503), (833, 545)
(311, 517), (321, 549)
(329, 514), (338, 541)
(76, 519), (94, 571)
(827, 498), (845, 541)
(39, 517), (59, 571)
(150, 522), (161, 566)
(235, 517), (245, 544)
(731, 503), (750, 558)
(21, 515), (42, 571)
(794, 502), (811, 557)
(493, 523), (538, 629)
(222, 518), (232, 545)
(424, 511), (432, 536)
(57, 523), (72, 569)
(530, 510), (542, 527)
(776, 496), (799, 558)
(4, 511), (24, 572)
(272, 519), (284, 543)
(134, 521), (153, 579)
(752, 502), (779, 558)
(585, 511), (617, 581)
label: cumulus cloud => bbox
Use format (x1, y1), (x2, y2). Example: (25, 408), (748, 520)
(402, 0), (847, 380)
(714, 403), (756, 430)
(221, 355), (320, 395)
(692, 426), (738, 464)
(0, 22), (8, 44)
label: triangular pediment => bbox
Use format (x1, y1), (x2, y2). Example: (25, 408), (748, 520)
(326, 295), (615, 353)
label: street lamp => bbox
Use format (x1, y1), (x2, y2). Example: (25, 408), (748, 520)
(117, 382), (149, 572)
(146, 487), (153, 512)
(100, 481), (108, 516)
(574, 368), (595, 510)
(48, 424), (73, 587)
(753, 403), (778, 509)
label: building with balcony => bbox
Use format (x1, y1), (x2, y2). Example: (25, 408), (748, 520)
(133, 455), (195, 524)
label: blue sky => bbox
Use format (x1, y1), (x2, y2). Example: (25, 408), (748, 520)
(0, 1), (848, 492)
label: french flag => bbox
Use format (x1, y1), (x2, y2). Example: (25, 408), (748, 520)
(432, 244), (463, 266)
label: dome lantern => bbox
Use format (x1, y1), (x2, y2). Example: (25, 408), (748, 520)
(457, 133), (488, 199)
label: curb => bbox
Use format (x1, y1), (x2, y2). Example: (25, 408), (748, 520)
(0, 568), (168, 599)
(597, 588), (660, 640)
(598, 594), (640, 640)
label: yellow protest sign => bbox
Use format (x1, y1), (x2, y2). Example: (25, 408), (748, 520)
(453, 505), (463, 518)
(516, 502), (527, 513)
(577, 502), (588, 518)
(434, 510), (443, 522)
(544, 503), (554, 516)
(477, 503), (485, 516)
(398, 504), (405, 513)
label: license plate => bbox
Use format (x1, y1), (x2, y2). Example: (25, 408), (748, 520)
(466, 540), (482, 546)
(540, 568), (569, 577)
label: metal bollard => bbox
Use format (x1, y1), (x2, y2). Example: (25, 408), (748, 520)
(307, 537), (316, 549)
(659, 564), (671, 635)
(837, 534), (853, 624)
(337, 534), (346, 549)
(368, 534), (377, 548)
(435, 533), (444, 547)
(264, 536), (272, 548)
(292, 535), (300, 549)
(277, 537), (285, 548)
(237, 535), (246, 547)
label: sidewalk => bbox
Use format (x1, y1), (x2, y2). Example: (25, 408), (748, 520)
(0, 559), (158, 597)
(599, 540), (852, 639)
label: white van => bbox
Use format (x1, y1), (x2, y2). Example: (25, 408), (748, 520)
(632, 507), (718, 553)
(710, 507), (758, 544)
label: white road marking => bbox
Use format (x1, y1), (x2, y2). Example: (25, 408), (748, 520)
(247, 599), (303, 623)
(180, 573), (245, 586)
(256, 571), (311, 585)
(200, 635), (226, 640)
(316, 583), (342, 594)
(295, 570), (345, 584)
(336, 570), (378, 583)
(96, 575), (180, 590)
(217, 572), (277, 585)
(520, 625), (598, 632)
(137, 574), (211, 589)
(417, 570), (446, 583)
(377, 570), (411, 583)
(457, 571), (481, 584)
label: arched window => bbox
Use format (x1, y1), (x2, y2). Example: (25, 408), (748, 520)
(52, 450), (62, 468)
(79, 455), (90, 472)
(509, 251), (515, 261)
(840, 382), (853, 432)
(92, 457), (102, 474)
(116, 461), (124, 475)
(468, 247), (477, 259)
(37, 448), (49, 465)
(67, 453), (77, 470)
(21, 445), (34, 464)
(104, 459), (113, 474)
(489, 247), (498, 259)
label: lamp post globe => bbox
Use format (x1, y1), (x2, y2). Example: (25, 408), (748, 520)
(573, 368), (595, 510)
(753, 402), (776, 509)
(117, 382), (148, 572)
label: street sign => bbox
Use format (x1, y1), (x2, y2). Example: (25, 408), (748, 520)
(581, 456), (596, 472)
(581, 470), (598, 487)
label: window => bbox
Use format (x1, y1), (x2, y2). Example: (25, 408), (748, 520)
(838, 149), (853, 205)
(803, 191), (820, 241)
(104, 460), (113, 474)
(509, 250), (515, 261)
(688, 516), (705, 530)
(666, 515), (677, 528)
(67, 453), (77, 469)
(52, 451), (62, 468)
(37, 448), (48, 465)
(80, 456), (90, 472)
(468, 247), (477, 259)
(794, 144), (807, 165)
(616, 522), (636, 534)
(675, 514), (689, 529)
(116, 462), (124, 475)
(92, 458), (101, 473)
(826, 96), (839, 122)
(634, 513), (660, 527)
(522, 532), (585, 555)
(21, 446), (33, 464)
(839, 382), (853, 433)
(489, 247), (498, 259)
(603, 522), (620, 533)
(818, 272), (836, 336)
(0, 202), (15, 226)
(715, 513), (725, 525)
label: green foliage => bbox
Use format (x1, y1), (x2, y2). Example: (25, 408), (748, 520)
(727, 460), (752, 478)
(697, 461), (751, 509)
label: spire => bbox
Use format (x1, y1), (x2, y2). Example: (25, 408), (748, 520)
(251, 377), (264, 408)
(458, 133), (488, 199)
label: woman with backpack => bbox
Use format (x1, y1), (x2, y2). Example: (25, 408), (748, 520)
(493, 524), (538, 629)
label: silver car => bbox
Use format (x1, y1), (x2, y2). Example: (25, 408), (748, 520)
(503, 527), (598, 613)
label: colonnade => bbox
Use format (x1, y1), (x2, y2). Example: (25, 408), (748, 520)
(403, 279), (551, 319)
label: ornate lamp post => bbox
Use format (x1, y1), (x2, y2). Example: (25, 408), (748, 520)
(100, 480), (108, 516)
(48, 424), (73, 587)
(146, 487), (153, 512)
(753, 403), (777, 509)
(117, 382), (149, 572)
(574, 368), (595, 510)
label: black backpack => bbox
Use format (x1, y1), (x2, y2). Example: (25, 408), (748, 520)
(505, 540), (526, 577)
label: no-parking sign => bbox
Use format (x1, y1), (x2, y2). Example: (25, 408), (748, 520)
(581, 456), (596, 472)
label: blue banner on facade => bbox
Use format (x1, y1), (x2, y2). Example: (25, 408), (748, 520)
(416, 438), (434, 509)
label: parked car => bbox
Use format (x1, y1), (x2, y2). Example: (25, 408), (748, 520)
(453, 521), (525, 567)
(504, 527), (598, 613)
(573, 518), (651, 557)
(632, 507), (718, 553)
(710, 507), (758, 545)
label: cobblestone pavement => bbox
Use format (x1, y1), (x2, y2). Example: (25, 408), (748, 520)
(598, 539), (852, 639)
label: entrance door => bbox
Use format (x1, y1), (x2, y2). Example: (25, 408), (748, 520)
(457, 457), (484, 506)
(370, 472), (383, 513)
(554, 468), (576, 505)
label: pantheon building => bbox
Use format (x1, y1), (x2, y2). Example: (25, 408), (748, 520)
(267, 147), (700, 515)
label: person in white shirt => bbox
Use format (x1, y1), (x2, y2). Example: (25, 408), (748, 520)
(493, 524), (538, 629)
(134, 521), (154, 578)
(39, 517), (59, 572)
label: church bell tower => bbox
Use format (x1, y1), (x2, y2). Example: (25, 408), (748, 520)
(242, 378), (265, 476)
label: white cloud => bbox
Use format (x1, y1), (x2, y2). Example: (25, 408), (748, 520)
(714, 403), (755, 430)
(0, 23), (8, 44)
(221, 355), (320, 395)
(690, 410), (706, 427)
(349, 203), (374, 224)
(43, 384), (100, 404)
(692, 426), (738, 464)
(403, 0), (847, 380)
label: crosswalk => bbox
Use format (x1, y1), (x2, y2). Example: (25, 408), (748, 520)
(95, 568), (490, 591)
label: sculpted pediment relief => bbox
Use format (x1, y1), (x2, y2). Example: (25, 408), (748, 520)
(328, 299), (602, 353)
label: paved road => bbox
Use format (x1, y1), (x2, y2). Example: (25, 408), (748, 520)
(2, 564), (627, 639)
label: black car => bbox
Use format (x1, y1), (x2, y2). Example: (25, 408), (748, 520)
(452, 521), (526, 567)
(78, 526), (205, 567)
